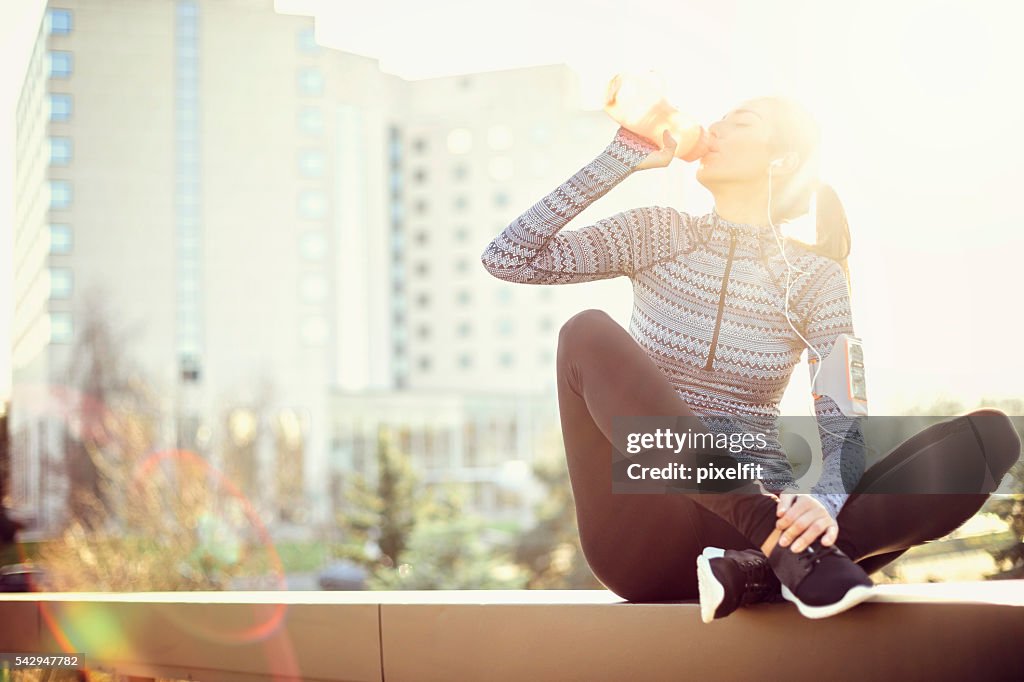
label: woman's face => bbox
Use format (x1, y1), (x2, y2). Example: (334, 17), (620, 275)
(696, 99), (780, 188)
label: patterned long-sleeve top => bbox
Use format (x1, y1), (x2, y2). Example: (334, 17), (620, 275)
(480, 126), (866, 519)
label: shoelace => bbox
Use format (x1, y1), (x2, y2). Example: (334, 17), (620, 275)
(795, 543), (841, 569)
(736, 557), (780, 605)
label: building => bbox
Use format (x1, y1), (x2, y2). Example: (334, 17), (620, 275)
(9, 0), (689, 534)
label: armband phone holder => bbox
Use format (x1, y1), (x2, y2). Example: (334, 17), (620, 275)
(808, 333), (869, 416)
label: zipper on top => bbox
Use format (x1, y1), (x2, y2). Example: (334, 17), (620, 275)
(705, 233), (737, 371)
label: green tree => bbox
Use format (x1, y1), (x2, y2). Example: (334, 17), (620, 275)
(513, 430), (603, 589)
(369, 483), (527, 590)
(334, 428), (528, 589)
(333, 427), (418, 569)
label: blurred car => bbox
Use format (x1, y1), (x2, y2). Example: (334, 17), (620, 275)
(0, 563), (50, 592)
(317, 560), (368, 590)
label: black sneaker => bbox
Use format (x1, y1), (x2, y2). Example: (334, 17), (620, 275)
(767, 537), (875, 619)
(696, 546), (784, 623)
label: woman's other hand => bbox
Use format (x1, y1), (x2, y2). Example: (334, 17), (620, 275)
(775, 493), (839, 552)
(633, 129), (678, 171)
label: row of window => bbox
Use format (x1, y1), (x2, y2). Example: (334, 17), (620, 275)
(176, 2), (202, 370)
(402, 351), (548, 372)
(411, 160), (514, 184)
(398, 317), (554, 340)
(407, 192), (509, 215)
(408, 124), (554, 155)
(395, 288), (523, 309)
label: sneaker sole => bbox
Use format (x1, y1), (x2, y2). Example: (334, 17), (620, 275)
(696, 547), (726, 623)
(780, 583), (875, 619)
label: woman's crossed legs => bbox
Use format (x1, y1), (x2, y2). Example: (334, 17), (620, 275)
(556, 309), (1021, 602)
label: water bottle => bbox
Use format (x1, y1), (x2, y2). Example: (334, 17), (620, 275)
(603, 70), (711, 162)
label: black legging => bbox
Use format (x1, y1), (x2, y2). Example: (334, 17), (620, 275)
(557, 309), (1022, 602)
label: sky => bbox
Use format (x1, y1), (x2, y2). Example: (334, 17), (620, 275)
(2, 0), (1024, 414)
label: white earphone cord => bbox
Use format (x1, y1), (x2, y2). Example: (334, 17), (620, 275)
(766, 163), (876, 460)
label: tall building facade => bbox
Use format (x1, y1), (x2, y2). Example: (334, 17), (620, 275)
(10, 0), (687, 533)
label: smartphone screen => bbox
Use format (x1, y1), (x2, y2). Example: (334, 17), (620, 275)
(848, 340), (868, 402)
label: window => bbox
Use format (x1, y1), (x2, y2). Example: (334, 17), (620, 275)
(49, 137), (72, 166)
(456, 289), (471, 305)
(48, 51), (73, 78)
(454, 226), (469, 242)
(494, 191), (509, 208)
(539, 317), (554, 332)
(298, 149), (326, 177)
(299, 231), (326, 260)
(416, 292), (430, 307)
(49, 180), (72, 209)
(455, 258), (469, 273)
(49, 312), (73, 343)
(414, 231), (428, 246)
(496, 288), (512, 304)
(458, 353), (472, 368)
(49, 224), (72, 254)
(300, 316), (328, 345)
(418, 356), (431, 371)
(298, 107), (323, 135)
(46, 8), (73, 35)
(300, 273), (327, 303)
(413, 168), (428, 184)
(454, 195), (468, 211)
(297, 26), (321, 53)
(412, 137), (428, 154)
(499, 351), (514, 367)
(453, 164), (468, 181)
(447, 128), (472, 154)
(456, 321), (471, 337)
(49, 268), (73, 299)
(298, 68), (323, 96)
(48, 94), (72, 121)
(497, 318), (513, 336)
(298, 190), (326, 219)
(416, 324), (430, 340)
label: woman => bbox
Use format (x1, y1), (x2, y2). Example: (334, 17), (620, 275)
(479, 96), (1021, 620)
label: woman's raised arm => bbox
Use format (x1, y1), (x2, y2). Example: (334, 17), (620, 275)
(480, 127), (687, 284)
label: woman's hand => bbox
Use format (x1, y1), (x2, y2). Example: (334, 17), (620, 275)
(633, 129), (679, 171)
(775, 493), (838, 552)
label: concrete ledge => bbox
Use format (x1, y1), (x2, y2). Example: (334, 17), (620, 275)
(2, 584), (1023, 681)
